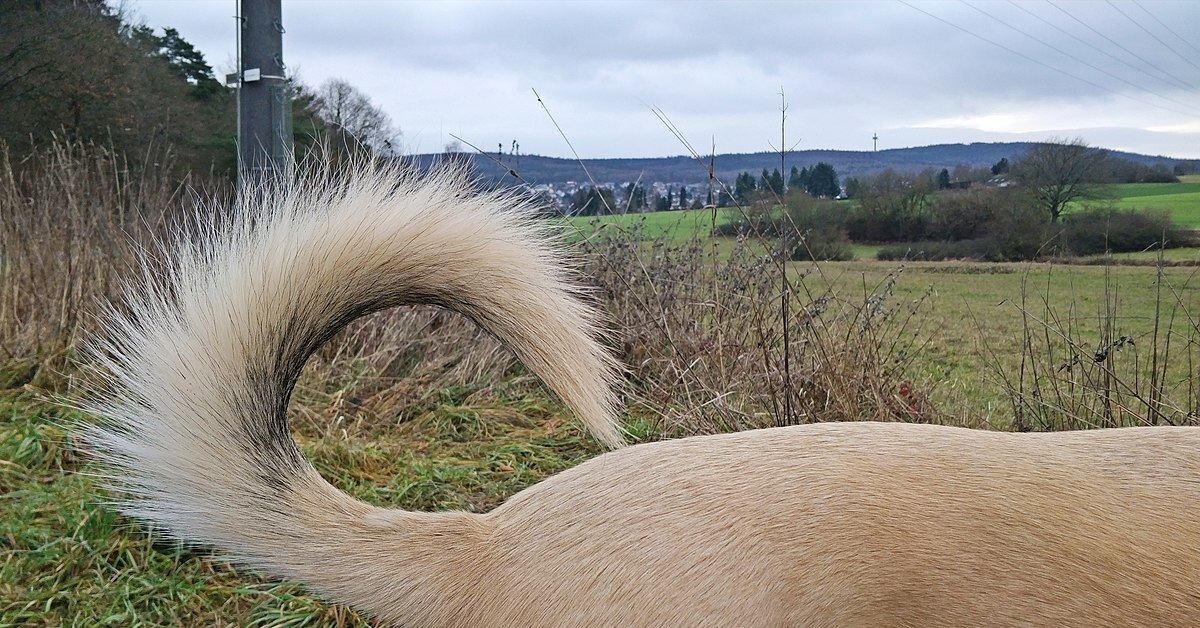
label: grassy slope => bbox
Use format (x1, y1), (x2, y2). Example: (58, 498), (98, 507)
(1113, 181), (1200, 228)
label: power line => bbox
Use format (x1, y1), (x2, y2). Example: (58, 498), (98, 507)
(1046, 0), (1195, 92)
(1105, 0), (1200, 73)
(1132, 0), (1200, 58)
(1005, 0), (1188, 96)
(964, 0), (1200, 115)
(964, 1), (1200, 116)
(897, 0), (1198, 118)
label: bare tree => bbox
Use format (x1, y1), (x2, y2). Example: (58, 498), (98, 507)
(309, 78), (400, 156)
(1012, 138), (1111, 223)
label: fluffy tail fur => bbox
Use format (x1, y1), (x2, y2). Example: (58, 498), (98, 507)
(79, 164), (622, 615)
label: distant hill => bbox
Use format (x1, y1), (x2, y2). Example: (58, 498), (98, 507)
(414, 142), (1192, 188)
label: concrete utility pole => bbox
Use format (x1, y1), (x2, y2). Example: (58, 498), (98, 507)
(237, 0), (292, 183)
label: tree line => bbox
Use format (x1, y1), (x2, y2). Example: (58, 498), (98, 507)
(721, 138), (1194, 262)
(1, 0), (400, 180)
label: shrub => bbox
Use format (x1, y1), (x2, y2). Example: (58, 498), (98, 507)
(1061, 208), (1189, 255)
(926, 187), (1009, 241)
(844, 169), (933, 243)
(782, 192), (852, 261)
(715, 193), (852, 261)
(580, 217), (943, 435)
(876, 203), (1058, 262)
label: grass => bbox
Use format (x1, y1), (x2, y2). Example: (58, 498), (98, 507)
(1114, 181), (1200, 228)
(790, 260), (1199, 426)
(566, 206), (728, 241)
(1, 382), (615, 626)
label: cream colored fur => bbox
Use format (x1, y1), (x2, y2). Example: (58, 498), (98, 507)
(81, 164), (1200, 626)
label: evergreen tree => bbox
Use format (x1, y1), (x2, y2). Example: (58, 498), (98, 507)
(937, 168), (951, 190)
(806, 162), (841, 198)
(571, 186), (615, 216)
(625, 182), (647, 211)
(134, 26), (223, 100)
(843, 176), (862, 199)
(788, 165), (802, 191)
(733, 172), (758, 204)
(769, 168), (785, 195)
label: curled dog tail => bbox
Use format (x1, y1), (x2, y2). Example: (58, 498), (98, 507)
(79, 163), (623, 588)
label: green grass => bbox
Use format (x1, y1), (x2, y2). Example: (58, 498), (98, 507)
(1113, 182), (1200, 228)
(1102, 247), (1200, 263)
(788, 260), (1200, 425)
(0, 383), (622, 626)
(566, 207), (730, 241)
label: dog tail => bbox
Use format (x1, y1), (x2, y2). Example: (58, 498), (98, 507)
(78, 162), (623, 583)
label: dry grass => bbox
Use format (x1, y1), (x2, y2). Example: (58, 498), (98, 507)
(0, 139), (224, 389)
(580, 219), (950, 436)
(995, 258), (1200, 430)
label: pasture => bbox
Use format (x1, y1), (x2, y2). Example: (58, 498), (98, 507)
(1114, 179), (1200, 228)
(566, 206), (727, 241)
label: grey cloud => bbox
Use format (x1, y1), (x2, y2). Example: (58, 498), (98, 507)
(130, 0), (1200, 158)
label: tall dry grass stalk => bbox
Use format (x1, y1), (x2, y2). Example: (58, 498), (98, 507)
(580, 220), (949, 436)
(0, 138), (211, 387)
(994, 256), (1200, 430)
(0, 139), (557, 439)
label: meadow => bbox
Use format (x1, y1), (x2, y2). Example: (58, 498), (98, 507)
(1114, 178), (1200, 228)
(3, 148), (1198, 625)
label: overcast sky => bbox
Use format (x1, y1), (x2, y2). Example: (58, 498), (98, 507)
(127, 0), (1200, 159)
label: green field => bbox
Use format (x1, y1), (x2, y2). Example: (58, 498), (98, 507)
(790, 260), (1200, 422)
(1114, 181), (1200, 228)
(567, 207), (728, 241)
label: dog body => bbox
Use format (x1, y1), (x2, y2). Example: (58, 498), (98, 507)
(80, 165), (1200, 626)
(345, 422), (1200, 626)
